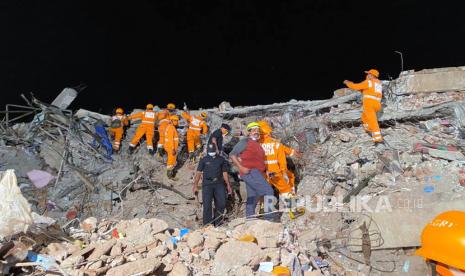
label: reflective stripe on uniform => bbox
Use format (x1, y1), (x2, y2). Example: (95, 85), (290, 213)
(363, 95), (381, 101)
(142, 120), (154, 124)
(159, 119), (170, 123)
(189, 127), (202, 131)
(265, 160), (278, 164)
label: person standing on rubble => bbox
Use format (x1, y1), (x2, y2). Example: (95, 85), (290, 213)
(230, 122), (275, 220)
(157, 103), (177, 157)
(109, 107), (129, 152)
(257, 121), (302, 203)
(193, 143), (232, 226)
(181, 110), (208, 161)
(127, 104), (156, 155)
(208, 123), (232, 155)
(344, 69), (383, 143)
(164, 115), (180, 179)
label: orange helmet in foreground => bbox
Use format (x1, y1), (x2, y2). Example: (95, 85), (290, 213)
(415, 210), (465, 271)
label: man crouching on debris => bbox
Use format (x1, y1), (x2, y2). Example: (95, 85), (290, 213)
(230, 122), (276, 220)
(193, 143), (232, 226)
(344, 69), (383, 143)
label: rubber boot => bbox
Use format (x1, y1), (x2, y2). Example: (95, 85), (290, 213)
(188, 152), (195, 162)
(148, 149), (154, 156)
(128, 146), (135, 154)
(157, 147), (165, 157)
(167, 168), (175, 179)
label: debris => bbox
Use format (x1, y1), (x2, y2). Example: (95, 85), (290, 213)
(258, 261), (274, 272)
(212, 241), (262, 275)
(26, 169), (55, 189)
(3, 67), (465, 274)
(0, 170), (33, 239)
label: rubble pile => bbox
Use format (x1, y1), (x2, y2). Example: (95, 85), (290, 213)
(2, 67), (465, 275)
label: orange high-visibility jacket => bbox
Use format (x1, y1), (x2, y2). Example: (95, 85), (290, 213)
(346, 78), (383, 102)
(157, 109), (171, 126)
(282, 144), (295, 157)
(181, 112), (208, 134)
(164, 124), (179, 150)
(260, 136), (288, 174)
(128, 110), (156, 125)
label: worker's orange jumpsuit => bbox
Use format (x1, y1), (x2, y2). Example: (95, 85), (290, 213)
(282, 144), (297, 189)
(260, 135), (293, 194)
(157, 109), (171, 149)
(181, 112), (208, 153)
(163, 123), (179, 169)
(109, 114), (129, 151)
(346, 78), (383, 142)
(128, 110), (156, 150)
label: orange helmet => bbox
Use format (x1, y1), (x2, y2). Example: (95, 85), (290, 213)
(115, 107), (124, 114)
(200, 111), (207, 118)
(415, 211), (465, 271)
(146, 104), (154, 109)
(257, 120), (272, 135)
(167, 103), (176, 110)
(364, 69), (379, 78)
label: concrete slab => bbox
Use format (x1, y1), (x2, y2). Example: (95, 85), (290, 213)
(348, 200), (465, 250)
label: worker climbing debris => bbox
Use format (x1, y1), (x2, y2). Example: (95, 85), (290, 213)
(164, 114), (179, 179)
(257, 120), (302, 213)
(157, 103), (177, 157)
(128, 104), (156, 155)
(344, 69), (384, 143)
(230, 122), (276, 220)
(181, 110), (208, 161)
(108, 107), (128, 152)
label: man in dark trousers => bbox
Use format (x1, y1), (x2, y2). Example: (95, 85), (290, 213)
(193, 143), (232, 226)
(230, 122), (275, 220)
(208, 123), (231, 155)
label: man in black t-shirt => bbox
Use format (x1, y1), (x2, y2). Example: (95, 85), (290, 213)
(207, 123), (231, 154)
(193, 144), (232, 226)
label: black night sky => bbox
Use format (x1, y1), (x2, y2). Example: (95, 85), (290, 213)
(1, 0), (465, 113)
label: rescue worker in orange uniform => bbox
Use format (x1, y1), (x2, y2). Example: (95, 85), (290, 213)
(344, 69), (383, 143)
(127, 104), (156, 155)
(181, 111), (208, 161)
(416, 211), (465, 276)
(257, 121), (294, 201)
(109, 107), (129, 152)
(157, 103), (176, 157)
(164, 115), (179, 179)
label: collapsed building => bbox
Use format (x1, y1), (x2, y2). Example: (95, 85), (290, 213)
(1, 66), (465, 275)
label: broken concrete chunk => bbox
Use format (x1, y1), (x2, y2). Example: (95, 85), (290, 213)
(87, 239), (116, 261)
(106, 257), (161, 276)
(117, 218), (168, 247)
(168, 262), (191, 276)
(187, 231), (204, 249)
(212, 241), (262, 275)
(147, 244), (168, 258)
